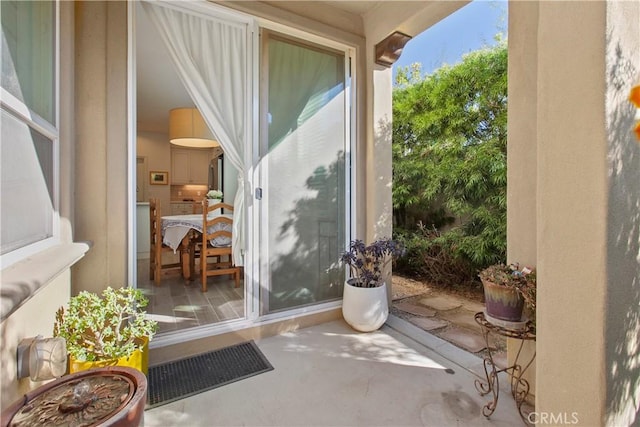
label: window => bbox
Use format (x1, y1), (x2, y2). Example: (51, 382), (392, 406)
(1, 0), (59, 266)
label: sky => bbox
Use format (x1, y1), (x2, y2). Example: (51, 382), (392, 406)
(393, 0), (508, 81)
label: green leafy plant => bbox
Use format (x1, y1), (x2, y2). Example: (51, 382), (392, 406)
(393, 42), (508, 269)
(53, 287), (158, 362)
(206, 189), (223, 199)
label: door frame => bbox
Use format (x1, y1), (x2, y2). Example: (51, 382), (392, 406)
(127, 0), (357, 347)
(254, 25), (355, 317)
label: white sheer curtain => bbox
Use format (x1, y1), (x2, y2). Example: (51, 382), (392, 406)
(142, 0), (248, 265)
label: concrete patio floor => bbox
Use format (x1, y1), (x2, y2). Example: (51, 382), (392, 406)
(144, 317), (529, 426)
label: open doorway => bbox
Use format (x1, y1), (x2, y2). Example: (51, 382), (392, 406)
(131, 1), (355, 339)
(133, 1), (243, 335)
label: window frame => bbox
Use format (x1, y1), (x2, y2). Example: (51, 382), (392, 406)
(1, 0), (60, 269)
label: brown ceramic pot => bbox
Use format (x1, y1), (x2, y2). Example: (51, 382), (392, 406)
(481, 278), (525, 322)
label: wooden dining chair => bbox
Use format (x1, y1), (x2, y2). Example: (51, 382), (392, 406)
(189, 198), (207, 274)
(149, 198), (185, 285)
(200, 199), (241, 292)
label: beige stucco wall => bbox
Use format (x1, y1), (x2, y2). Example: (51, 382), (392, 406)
(0, 271), (71, 410)
(507, 1), (639, 424)
(56, 1), (640, 424)
(536, 1), (608, 423)
(0, 2), (87, 411)
(72, 1), (129, 295)
(506, 0), (539, 402)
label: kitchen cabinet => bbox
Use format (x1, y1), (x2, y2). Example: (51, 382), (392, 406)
(170, 202), (194, 215)
(171, 148), (211, 185)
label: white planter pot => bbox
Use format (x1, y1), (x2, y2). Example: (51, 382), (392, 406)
(207, 198), (222, 216)
(342, 281), (389, 332)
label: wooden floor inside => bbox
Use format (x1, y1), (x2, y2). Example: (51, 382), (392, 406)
(137, 258), (244, 334)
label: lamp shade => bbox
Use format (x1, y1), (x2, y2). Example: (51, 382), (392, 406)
(169, 108), (219, 148)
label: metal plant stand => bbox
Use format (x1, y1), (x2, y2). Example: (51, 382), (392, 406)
(474, 311), (536, 424)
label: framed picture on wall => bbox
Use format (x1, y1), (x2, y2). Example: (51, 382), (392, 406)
(150, 171), (168, 185)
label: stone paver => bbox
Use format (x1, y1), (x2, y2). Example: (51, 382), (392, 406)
(460, 299), (485, 313)
(438, 310), (483, 332)
(392, 276), (507, 362)
(409, 316), (449, 331)
(438, 326), (488, 353)
(395, 301), (436, 317)
(418, 295), (462, 311)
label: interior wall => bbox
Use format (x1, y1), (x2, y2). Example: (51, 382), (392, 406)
(72, 0), (129, 295)
(137, 131), (171, 212)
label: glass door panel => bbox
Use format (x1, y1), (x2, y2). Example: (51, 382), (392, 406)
(260, 32), (347, 313)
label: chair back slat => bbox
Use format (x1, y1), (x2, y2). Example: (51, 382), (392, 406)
(149, 198), (183, 285)
(200, 199), (240, 291)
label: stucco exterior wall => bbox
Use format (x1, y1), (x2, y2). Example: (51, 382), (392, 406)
(0, 2), (88, 411)
(527, 1), (609, 424)
(507, 2), (538, 268)
(539, 0), (609, 420)
(604, 2), (640, 425)
(0, 271), (71, 410)
(72, 1), (129, 295)
(24, 1), (637, 423)
(506, 1), (539, 400)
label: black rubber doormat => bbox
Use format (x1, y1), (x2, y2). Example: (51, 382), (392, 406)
(146, 341), (273, 408)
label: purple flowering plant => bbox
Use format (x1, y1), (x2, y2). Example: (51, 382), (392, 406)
(339, 238), (404, 288)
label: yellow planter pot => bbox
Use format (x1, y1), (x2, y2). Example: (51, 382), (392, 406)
(68, 337), (149, 376)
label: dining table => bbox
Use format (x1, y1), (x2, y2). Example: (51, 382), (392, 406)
(161, 213), (233, 280)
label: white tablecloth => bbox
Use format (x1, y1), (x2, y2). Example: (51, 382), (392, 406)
(161, 213), (232, 252)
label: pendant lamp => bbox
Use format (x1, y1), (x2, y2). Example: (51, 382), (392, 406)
(169, 108), (219, 148)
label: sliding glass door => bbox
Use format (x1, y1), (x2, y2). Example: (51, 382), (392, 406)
(259, 31), (349, 313)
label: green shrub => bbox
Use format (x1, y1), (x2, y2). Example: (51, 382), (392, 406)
(393, 42), (508, 279)
(394, 224), (478, 288)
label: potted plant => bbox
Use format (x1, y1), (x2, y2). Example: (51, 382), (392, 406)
(206, 189), (224, 215)
(479, 263), (536, 326)
(53, 287), (158, 375)
(339, 238), (404, 332)
(206, 189), (223, 203)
